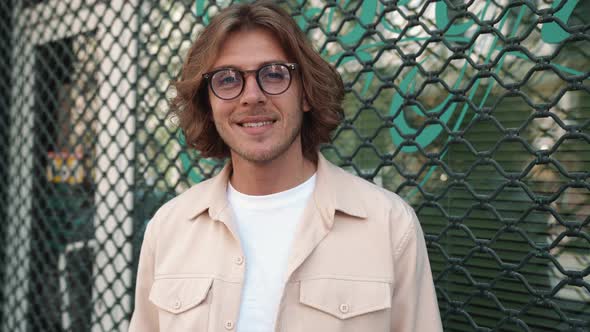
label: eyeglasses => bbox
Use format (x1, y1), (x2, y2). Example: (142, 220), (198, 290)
(203, 63), (298, 100)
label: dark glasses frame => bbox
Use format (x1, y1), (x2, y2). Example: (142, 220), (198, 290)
(202, 63), (298, 100)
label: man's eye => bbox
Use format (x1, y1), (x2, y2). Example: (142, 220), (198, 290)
(221, 76), (237, 84)
(266, 72), (285, 79)
(215, 72), (241, 87)
(261, 69), (286, 81)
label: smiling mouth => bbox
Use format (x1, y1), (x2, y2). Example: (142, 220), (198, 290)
(240, 120), (275, 127)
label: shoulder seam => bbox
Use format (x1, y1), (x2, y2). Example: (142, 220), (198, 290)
(393, 209), (416, 260)
(143, 217), (157, 254)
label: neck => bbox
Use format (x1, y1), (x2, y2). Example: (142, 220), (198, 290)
(229, 152), (316, 196)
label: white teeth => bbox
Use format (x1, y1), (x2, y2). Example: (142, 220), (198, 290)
(242, 121), (273, 128)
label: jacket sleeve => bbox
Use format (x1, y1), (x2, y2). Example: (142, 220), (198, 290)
(390, 205), (443, 332)
(128, 220), (159, 332)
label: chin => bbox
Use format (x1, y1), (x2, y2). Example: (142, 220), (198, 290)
(232, 147), (284, 164)
(240, 153), (278, 163)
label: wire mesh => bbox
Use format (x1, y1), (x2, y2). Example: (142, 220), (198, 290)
(0, 1), (11, 329)
(0, 0), (588, 331)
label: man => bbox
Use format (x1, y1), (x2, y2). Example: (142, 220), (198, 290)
(129, 1), (443, 331)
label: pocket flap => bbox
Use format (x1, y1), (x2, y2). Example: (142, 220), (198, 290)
(149, 278), (213, 314)
(300, 279), (391, 319)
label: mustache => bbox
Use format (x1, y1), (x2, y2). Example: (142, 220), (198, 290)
(230, 108), (278, 121)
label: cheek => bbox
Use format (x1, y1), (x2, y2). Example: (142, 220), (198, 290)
(209, 101), (229, 122)
(288, 85), (309, 112)
(208, 90), (224, 113)
(209, 107), (226, 127)
(208, 95), (218, 113)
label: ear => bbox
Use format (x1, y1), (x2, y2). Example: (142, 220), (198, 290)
(303, 97), (311, 112)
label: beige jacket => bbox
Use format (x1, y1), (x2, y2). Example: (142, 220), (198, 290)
(129, 154), (443, 332)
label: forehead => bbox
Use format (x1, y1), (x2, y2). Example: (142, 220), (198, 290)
(211, 28), (290, 70)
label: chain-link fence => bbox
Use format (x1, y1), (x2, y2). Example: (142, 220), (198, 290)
(0, 1), (10, 329)
(0, 0), (588, 331)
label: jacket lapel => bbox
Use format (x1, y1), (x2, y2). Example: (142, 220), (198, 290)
(285, 154), (367, 280)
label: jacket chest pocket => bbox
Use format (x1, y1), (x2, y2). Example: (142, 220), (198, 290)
(149, 277), (213, 331)
(294, 278), (391, 331)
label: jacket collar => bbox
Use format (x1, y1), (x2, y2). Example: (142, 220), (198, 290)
(312, 153), (367, 220)
(187, 163), (232, 222)
(188, 153), (368, 222)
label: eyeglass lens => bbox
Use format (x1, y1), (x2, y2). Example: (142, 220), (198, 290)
(210, 64), (291, 100)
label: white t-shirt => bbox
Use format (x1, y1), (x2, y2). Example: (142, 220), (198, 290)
(227, 174), (316, 332)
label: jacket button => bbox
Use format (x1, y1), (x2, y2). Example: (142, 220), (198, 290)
(224, 320), (234, 330)
(339, 303), (350, 314)
(234, 256), (244, 265)
(173, 299), (182, 309)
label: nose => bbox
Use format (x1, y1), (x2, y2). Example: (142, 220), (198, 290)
(239, 74), (266, 105)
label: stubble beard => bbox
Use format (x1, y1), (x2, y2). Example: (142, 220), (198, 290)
(217, 111), (304, 164)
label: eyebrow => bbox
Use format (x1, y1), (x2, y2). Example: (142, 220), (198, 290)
(209, 60), (288, 72)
